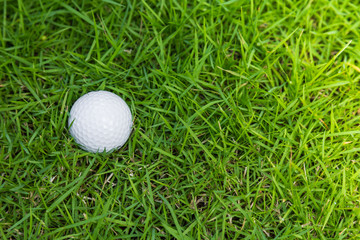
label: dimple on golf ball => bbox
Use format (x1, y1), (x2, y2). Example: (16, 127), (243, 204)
(68, 90), (133, 153)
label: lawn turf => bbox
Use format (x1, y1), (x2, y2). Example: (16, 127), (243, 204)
(1, 0), (360, 239)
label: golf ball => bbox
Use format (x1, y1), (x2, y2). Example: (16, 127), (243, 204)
(68, 90), (132, 153)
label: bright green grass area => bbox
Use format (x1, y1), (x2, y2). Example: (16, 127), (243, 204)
(1, 0), (360, 239)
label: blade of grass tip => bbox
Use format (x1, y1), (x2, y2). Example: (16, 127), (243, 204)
(46, 158), (95, 213)
(91, 12), (100, 61)
(58, 1), (101, 30)
(98, 15), (116, 48)
(317, 130), (360, 138)
(321, 201), (337, 231)
(17, 0), (24, 33)
(177, 116), (218, 164)
(8, 213), (31, 232)
(107, 39), (125, 65)
(104, 218), (137, 227)
(44, 214), (107, 238)
(92, 196), (113, 238)
(126, 0), (137, 28)
(310, 40), (352, 84)
(145, 168), (155, 208)
(140, 207), (153, 240)
(158, 193), (186, 240)
(261, 27), (299, 64)
(61, 203), (76, 229)
(182, 220), (198, 236)
(306, 81), (351, 92)
(17, 77), (47, 111)
(0, 50), (33, 66)
(161, 224), (184, 240)
(28, 207), (33, 239)
(141, 0), (164, 25)
(127, 173), (139, 199)
(346, 62), (360, 73)
(153, 147), (184, 164)
(259, 11), (295, 37)
(85, 39), (97, 62)
(0, 225), (7, 240)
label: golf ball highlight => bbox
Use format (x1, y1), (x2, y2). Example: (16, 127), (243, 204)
(68, 90), (132, 153)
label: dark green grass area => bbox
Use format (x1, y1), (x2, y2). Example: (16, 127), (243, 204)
(1, 0), (360, 238)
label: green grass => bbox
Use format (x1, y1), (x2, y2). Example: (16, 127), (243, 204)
(1, 0), (360, 239)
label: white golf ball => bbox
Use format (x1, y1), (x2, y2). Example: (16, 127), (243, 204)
(68, 90), (132, 153)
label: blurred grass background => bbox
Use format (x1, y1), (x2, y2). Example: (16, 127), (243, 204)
(1, 0), (360, 239)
